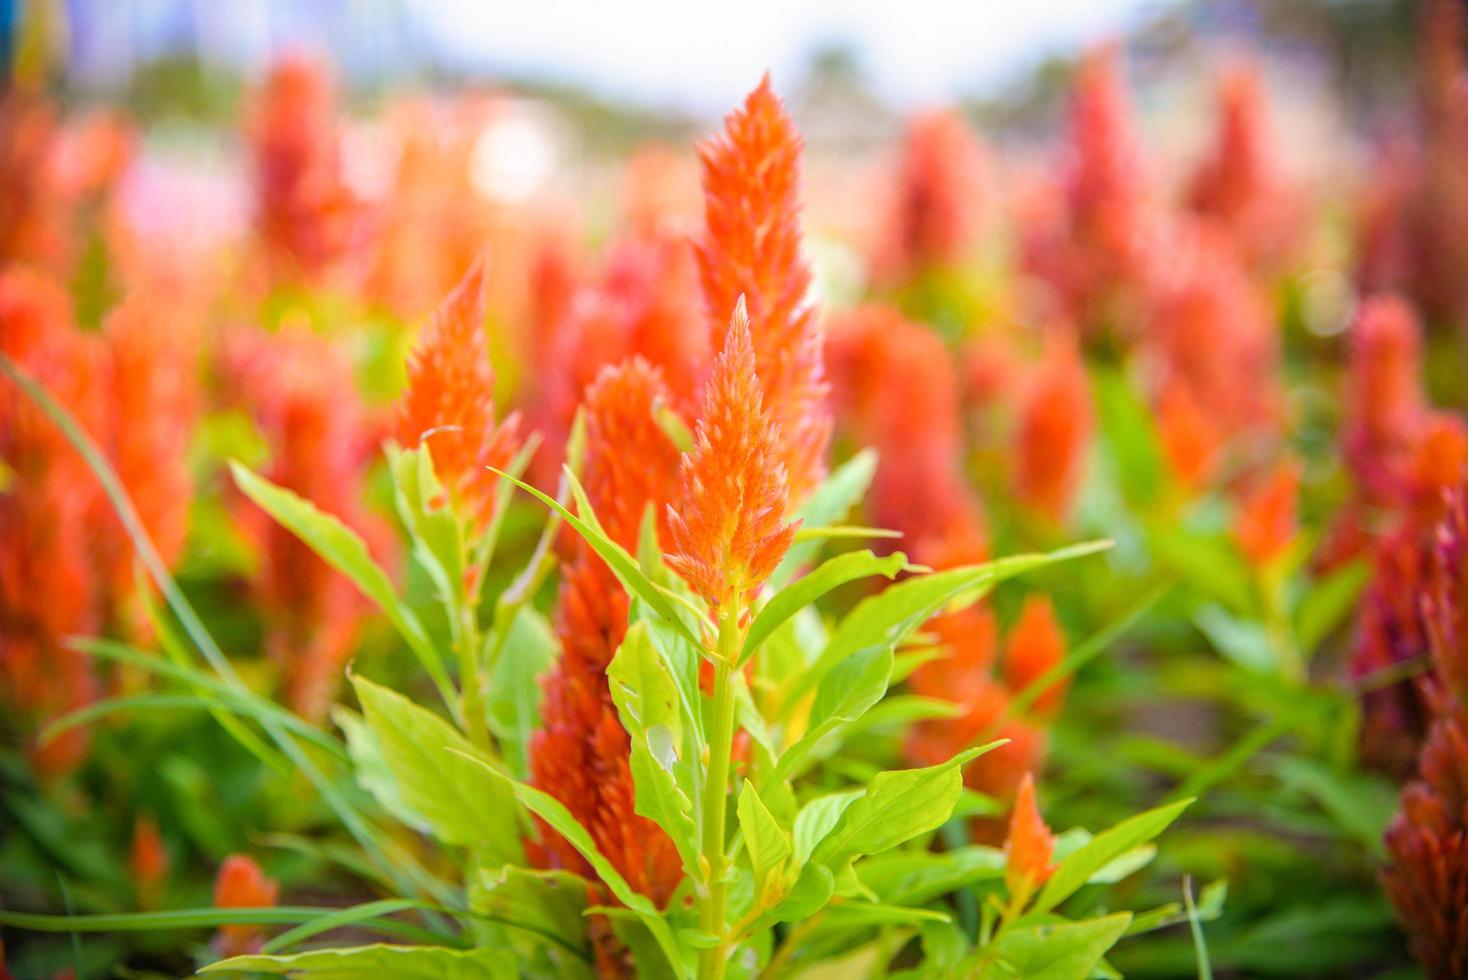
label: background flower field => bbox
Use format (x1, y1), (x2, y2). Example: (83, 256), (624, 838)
(2, 0), (1467, 977)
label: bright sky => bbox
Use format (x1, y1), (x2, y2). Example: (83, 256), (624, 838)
(410, 0), (1168, 112)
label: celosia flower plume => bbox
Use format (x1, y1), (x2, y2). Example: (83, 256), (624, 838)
(394, 259), (523, 528)
(212, 855), (279, 958)
(696, 75), (829, 500)
(1014, 331), (1093, 523)
(1342, 296), (1429, 506)
(667, 299), (797, 614)
(1002, 596), (1070, 718)
(873, 109), (988, 282)
(530, 358), (685, 923)
(1382, 488), (1468, 978)
(1005, 773), (1056, 898)
(1233, 459), (1300, 567)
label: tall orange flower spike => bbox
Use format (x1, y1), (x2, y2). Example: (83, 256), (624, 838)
(1002, 596), (1070, 718)
(1014, 332), (1093, 523)
(696, 75), (829, 501)
(667, 298), (797, 615)
(529, 358), (685, 912)
(1233, 459), (1300, 567)
(211, 854), (279, 958)
(130, 814), (168, 908)
(96, 294), (200, 612)
(1005, 773), (1056, 901)
(873, 109), (988, 283)
(394, 259), (523, 529)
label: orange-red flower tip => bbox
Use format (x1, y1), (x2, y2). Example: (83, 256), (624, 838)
(1003, 596), (1069, 717)
(1005, 772), (1056, 896)
(697, 78), (829, 501)
(394, 259), (522, 527)
(667, 298), (797, 613)
(212, 854), (278, 957)
(1234, 459), (1301, 567)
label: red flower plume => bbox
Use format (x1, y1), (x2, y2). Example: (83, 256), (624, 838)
(1005, 773), (1056, 897)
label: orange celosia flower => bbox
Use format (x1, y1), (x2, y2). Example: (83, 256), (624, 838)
(531, 231), (708, 484)
(873, 109), (988, 283)
(696, 76), (829, 501)
(130, 814), (168, 907)
(1186, 63), (1299, 271)
(1342, 295), (1429, 507)
(826, 305), (987, 567)
(1002, 596), (1069, 718)
(212, 855), (279, 958)
(246, 53), (360, 285)
(223, 325), (391, 721)
(1157, 380), (1221, 491)
(95, 293), (200, 615)
(1233, 460), (1300, 567)
(530, 358), (685, 914)
(1014, 331), (1093, 523)
(1019, 45), (1156, 333)
(394, 260), (523, 528)
(1, 271), (104, 775)
(667, 300), (797, 614)
(1144, 219), (1280, 453)
(1005, 773), (1056, 898)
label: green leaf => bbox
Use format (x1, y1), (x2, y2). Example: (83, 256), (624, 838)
(1094, 367), (1164, 506)
(974, 912), (1132, 980)
(1151, 526), (1254, 616)
(770, 449), (879, 586)
(738, 783), (793, 907)
(387, 443), (465, 610)
(794, 790), (863, 865)
(260, 900), (420, 955)
(334, 706), (430, 834)
(352, 675), (521, 862)
(231, 461), (455, 710)
(1125, 879), (1227, 936)
(495, 466), (704, 649)
(471, 866), (592, 962)
(450, 753), (687, 978)
(1295, 559), (1370, 656)
(774, 645), (894, 780)
(1033, 799), (1193, 914)
(742, 861), (836, 935)
(607, 623), (699, 875)
(856, 846), (1005, 906)
(743, 550), (907, 664)
(780, 543), (1110, 716)
(203, 944), (515, 978)
(812, 745), (996, 867)
(485, 606), (557, 779)
(1194, 603), (1274, 673)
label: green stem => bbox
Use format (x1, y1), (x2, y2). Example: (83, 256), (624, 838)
(699, 607), (742, 980)
(457, 575), (489, 751)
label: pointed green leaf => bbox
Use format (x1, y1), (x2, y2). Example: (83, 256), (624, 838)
(352, 676), (521, 862)
(771, 449), (880, 586)
(607, 623), (699, 874)
(494, 466), (704, 649)
(231, 461), (454, 706)
(774, 645), (894, 780)
(203, 944), (516, 978)
(449, 751), (687, 978)
(812, 745), (997, 867)
(738, 782), (792, 907)
(974, 912), (1132, 980)
(743, 550), (907, 663)
(1033, 798), (1193, 913)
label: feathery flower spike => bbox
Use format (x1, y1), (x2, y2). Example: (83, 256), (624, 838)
(696, 75), (829, 500)
(667, 297), (797, 615)
(1005, 772), (1056, 901)
(394, 258), (523, 529)
(211, 855), (278, 958)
